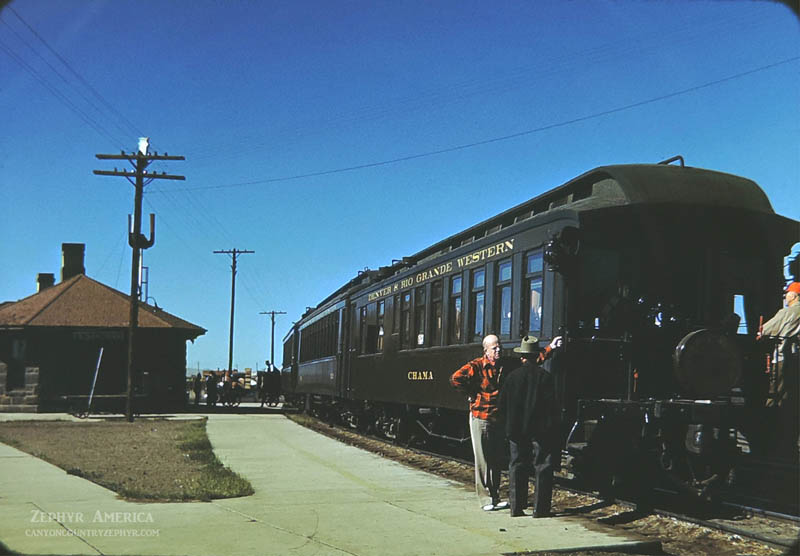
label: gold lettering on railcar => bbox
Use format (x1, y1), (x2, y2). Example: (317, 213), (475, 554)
(407, 370), (435, 381)
(366, 238), (515, 301)
(368, 285), (394, 302)
(456, 239), (515, 269)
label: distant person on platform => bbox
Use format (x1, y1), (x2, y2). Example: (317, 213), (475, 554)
(206, 373), (218, 407)
(193, 372), (202, 406)
(269, 364), (282, 406)
(260, 361), (271, 408)
(499, 335), (563, 518)
(759, 282), (800, 453)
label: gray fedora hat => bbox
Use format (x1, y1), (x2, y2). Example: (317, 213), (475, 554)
(513, 335), (540, 354)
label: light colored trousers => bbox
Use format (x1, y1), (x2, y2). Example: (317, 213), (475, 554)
(469, 413), (505, 505)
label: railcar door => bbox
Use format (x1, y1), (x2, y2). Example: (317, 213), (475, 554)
(338, 300), (353, 399)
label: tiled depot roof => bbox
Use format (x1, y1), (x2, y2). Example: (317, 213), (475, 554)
(0, 274), (205, 337)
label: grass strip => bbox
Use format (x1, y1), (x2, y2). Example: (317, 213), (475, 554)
(0, 418), (253, 502)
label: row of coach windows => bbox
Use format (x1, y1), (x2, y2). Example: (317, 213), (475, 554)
(299, 312), (338, 363)
(356, 249), (544, 353)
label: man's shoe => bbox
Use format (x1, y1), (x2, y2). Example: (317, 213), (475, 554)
(494, 501), (509, 510)
(482, 503), (496, 511)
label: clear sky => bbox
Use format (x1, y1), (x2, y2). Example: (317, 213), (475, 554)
(2, 1), (798, 373)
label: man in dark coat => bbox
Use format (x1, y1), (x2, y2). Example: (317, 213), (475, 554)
(499, 335), (561, 517)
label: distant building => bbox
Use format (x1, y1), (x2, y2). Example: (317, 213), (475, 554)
(0, 243), (205, 412)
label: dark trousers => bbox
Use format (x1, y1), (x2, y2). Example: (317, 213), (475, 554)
(509, 437), (553, 517)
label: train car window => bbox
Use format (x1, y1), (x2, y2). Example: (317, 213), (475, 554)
(283, 332), (293, 366)
(377, 300), (385, 351)
(732, 294), (749, 335)
(401, 291), (412, 348)
(472, 268), (486, 341)
(497, 260), (512, 338)
(298, 311), (340, 363)
(415, 286), (426, 346)
(527, 251), (543, 273)
(432, 280), (443, 346)
(526, 251), (544, 335)
(449, 276), (463, 344)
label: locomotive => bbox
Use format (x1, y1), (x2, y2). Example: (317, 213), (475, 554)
(281, 157), (799, 502)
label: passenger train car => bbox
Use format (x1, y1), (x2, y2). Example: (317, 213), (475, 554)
(282, 157), (799, 500)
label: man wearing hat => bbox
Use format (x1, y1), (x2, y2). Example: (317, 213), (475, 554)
(499, 335), (562, 517)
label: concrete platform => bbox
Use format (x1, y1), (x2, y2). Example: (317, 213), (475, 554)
(0, 413), (660, 555)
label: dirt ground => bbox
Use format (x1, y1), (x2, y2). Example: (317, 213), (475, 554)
(288, 414), (796, 556)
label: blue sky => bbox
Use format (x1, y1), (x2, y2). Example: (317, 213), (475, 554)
(1, 1), (798, 373)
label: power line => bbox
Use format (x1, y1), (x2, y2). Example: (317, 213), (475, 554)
(0, 37), (124, 147)
(151, 56), (799, 194)
(5, 5), (143, 140)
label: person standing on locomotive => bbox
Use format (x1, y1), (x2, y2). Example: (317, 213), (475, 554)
(500, 336), (563, 518)
(760, 282), (800, 453)
(450, 334), (511, 511)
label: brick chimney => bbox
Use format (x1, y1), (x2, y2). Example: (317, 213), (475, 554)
(37, 273), (55, 292)
(61, 243), (85, 282)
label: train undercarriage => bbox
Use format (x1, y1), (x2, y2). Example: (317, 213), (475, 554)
(567, 399), (745, 502)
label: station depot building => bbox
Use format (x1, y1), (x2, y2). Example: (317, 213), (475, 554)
(0, 243), (205, 413)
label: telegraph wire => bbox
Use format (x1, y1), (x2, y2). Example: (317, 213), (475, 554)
(0, 37), (124, 148)
(5, 5), (143, 140)
(153, 56), (800, 194)
(0, 14), (132, 142)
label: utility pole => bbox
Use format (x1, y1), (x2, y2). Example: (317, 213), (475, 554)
(214, 249), (254, 373)
(94, 138), (185, 422)
(260, 310), (286, 367)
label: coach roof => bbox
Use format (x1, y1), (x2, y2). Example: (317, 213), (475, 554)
(409, 162), (775, 266)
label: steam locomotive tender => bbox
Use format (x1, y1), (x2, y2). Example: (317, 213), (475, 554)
(282, 158), (799, 501)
